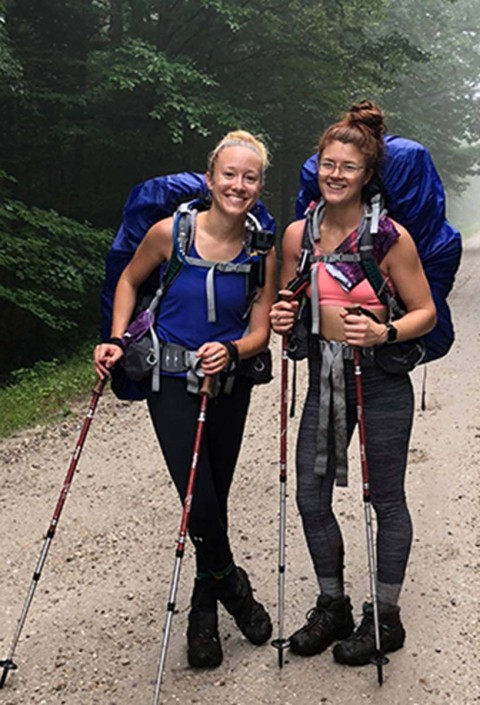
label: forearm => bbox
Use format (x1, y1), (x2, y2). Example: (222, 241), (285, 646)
(110, 277), (139, 338)
(386, 306), (437, 343)
(231, 327), (270, 360)
(233, 248), (275, 358)
(344, 303), (436, 348)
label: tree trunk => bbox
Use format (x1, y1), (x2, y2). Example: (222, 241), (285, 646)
(109, 0), (124, 46)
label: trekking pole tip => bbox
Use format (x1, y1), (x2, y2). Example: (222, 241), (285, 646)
(0, 659), (18, 689)
(271, 638), (290, 669)
(370, 652), (388, 686)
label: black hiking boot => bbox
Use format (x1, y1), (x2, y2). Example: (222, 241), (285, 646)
(215, 566), (272, 645)
(187, 610), (223, 668)
(187, 578), (222, 668)
(333, 601), (406, 666)
(289, 594), (354, 656)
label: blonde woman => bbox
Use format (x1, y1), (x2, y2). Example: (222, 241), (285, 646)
(94, 131), (275, 668)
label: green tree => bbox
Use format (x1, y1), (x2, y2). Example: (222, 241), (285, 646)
(1, 0), (478, 375)
(0, 195), (111, 373)
(380, 0), (480, 191)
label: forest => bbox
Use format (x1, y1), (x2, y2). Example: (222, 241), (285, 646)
(0, 0), (478, 377)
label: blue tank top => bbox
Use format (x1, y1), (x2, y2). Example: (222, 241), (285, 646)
(156, 243), (251, 352)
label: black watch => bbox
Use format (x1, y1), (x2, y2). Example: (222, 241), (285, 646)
(386, 322), (398, 344)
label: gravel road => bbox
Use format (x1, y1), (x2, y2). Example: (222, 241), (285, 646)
(0, 236), (478, 705)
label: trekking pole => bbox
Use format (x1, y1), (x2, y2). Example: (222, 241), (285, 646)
(271, 278), (310, 669)
(352, 347), (388, 686)
(152, 375), (213, 705)
(0, 376), (107, 689)
(271, 331), (289, 668)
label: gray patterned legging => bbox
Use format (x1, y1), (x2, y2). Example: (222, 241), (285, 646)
(296, 355), (414, 587)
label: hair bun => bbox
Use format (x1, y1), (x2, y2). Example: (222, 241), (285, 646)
(347, 100), (386, 139)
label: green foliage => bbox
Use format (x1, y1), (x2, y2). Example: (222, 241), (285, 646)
(3, 0), (478, 220)
(0, 198), (111, 329)
(0, 0), (478, 377)
(0, 343), (96, 437)
(379, 0), (480, 191)
(0, 197), (111, 372)
(89, 37), (254, 144)
(0, 19), (23, 94)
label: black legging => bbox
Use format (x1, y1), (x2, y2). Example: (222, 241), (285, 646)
(147, 375), (253, 576)
(296, 356), (414, 588)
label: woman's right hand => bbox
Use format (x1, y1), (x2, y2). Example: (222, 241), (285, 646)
(269, 291), (299, 335)
(93, 343), (124, 379)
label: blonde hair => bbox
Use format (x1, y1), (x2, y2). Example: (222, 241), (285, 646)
(207, 130), (270, 180)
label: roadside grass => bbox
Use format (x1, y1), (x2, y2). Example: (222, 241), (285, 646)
(0, 343), (97, 438)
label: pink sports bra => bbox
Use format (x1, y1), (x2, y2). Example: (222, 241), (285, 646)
(316, 262), (386, 309)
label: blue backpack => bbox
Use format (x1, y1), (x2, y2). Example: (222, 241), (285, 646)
(100, 172), (276, 400)
(296, 135), (462, 363)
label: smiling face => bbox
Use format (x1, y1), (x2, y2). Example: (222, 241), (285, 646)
(318, 140), (372, 207)
(206, 145), (263, 217)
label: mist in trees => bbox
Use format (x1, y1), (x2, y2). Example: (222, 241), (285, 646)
(0, 0), (478, 375)
(448, 176), (480, 233)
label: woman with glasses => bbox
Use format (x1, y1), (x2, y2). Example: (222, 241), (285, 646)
(270, 101), (436, 666)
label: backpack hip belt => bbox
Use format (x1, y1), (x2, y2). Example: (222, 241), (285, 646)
(155, 341), (232, 396)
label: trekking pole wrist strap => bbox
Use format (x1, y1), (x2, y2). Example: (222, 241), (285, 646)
(223, 340), (239, 372)
(105, 336), (126, 352)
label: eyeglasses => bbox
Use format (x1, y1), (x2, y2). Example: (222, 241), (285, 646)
(318, 159), (366, 176)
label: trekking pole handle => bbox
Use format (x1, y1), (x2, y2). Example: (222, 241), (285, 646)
(200, 374), (214, 398)
(279, 290), (294, 303)
(93, 376), (107, 396)
(276, 271), (310, 305)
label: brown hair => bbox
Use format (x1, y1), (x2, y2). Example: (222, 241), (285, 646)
(207, 130), (269, 181)
(318, 100), (386, 176)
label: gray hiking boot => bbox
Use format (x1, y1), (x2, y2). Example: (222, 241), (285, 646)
(333, 601), (405, 666)
(289, 594), (354, 656)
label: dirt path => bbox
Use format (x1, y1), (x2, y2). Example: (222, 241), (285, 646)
(1, 237), (479, 705)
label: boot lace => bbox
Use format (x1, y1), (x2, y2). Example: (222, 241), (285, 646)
(304, 604), (330, 631)
(351, 611), (374, 642)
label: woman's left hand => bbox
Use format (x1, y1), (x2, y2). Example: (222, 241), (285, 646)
(93, 342), (124, 379)
(197, 342), (231, 375)
(341, 310), (387, 348)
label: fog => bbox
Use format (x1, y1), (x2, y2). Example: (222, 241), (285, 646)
(447, 176), (480, 238)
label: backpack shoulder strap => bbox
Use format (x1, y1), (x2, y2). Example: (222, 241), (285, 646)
(358, 196), (403, 318)
(296, 201), (320, 277)
(163, 200), (275, 325)
(144, 200), (199, 322)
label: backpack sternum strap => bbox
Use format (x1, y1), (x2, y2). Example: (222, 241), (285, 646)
(185, 258), (252, 274)
(184, 257), (252, 323)
(315, 253), (361, 264)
